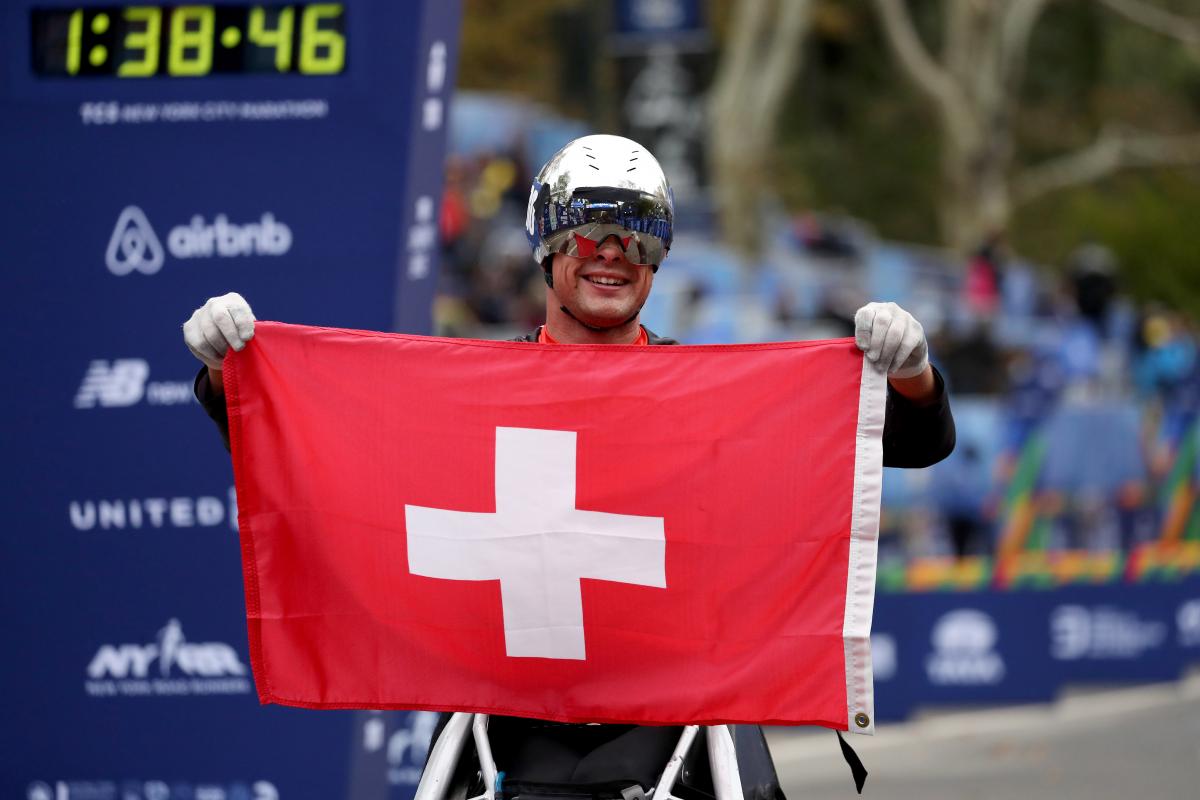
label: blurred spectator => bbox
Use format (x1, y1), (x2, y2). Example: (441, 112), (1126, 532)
(432, 98), (1190, 566)
(1068, 241), (1118, 335)
(936, 320), (1005, 395)
(964, 235), (1004, 318)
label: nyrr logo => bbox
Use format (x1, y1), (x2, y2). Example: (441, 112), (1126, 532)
(74, 359), (194, 409)
(85, 618), (251, 698)
(925, 609), (1006, 686)
(28, 779), (279, 800)
(106, 205), (292, 275)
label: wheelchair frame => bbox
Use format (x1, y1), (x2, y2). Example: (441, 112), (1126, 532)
(414, 713), (746, 800)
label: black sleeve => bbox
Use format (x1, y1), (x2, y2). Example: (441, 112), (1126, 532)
(881, 365), (956, 468)
(193, 366), (232, 452)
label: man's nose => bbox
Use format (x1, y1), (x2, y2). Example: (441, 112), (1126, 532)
(594, 237), (627, 264)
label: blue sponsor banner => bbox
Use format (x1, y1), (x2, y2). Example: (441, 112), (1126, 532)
(614, 0), (702, 36)
(871, 577), (1200, 722)
(0, 1), (460, 797)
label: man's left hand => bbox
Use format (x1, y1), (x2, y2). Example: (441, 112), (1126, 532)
(854, 302), (929, 379)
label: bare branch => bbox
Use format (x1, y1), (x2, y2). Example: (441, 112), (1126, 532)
(1099, 0), (1200, 47)
(752, 0), (811, 124)
(999, 0), (1052, 99)
(872, 0), (976, 147)
(711, 0), (810, 153)
(872, 0), (959, 106)
(1014, 126), (1200, 204)
(710, 0), (771, 126)
(943, 2), (974, 87)
(709, 0), (813, 258)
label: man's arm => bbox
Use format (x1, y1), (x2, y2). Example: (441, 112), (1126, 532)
(883, 365), (955, 467)
(194, 366), (232, 452)
(184, 292), (254, 452)
(855, 303), (956, 468)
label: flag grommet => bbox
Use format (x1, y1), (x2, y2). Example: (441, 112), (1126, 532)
(854, 712), (870, 728)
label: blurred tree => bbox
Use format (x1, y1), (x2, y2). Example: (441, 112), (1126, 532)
(1098, 0), (1200, 51)
(450, 0), (1200, 311)
(709, 0), (813, 259)
(456, 0), (567, 107)
(872, 0), (1200, 252)
(1014, 169), (1200, 316)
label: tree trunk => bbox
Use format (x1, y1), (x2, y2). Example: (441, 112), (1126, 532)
(709, 0), (811, 261)
(938, 124), (1014, 252)
(873, 0), (1043, 252)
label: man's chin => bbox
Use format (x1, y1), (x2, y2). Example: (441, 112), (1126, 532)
(569, 305), (636, 330)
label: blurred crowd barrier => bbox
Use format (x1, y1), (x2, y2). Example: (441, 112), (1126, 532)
(437, 93), (1200, 593)
(870, 575), (1200, 721)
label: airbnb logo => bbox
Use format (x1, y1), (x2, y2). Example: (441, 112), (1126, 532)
(105, 205), (292, 276)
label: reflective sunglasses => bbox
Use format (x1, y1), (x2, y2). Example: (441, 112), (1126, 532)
(543, 222), (668, 268)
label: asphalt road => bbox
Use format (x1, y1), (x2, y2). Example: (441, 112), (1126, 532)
(765, 673), (1200, 800)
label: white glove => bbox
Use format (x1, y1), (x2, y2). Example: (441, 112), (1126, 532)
(854, 301), (929, 379)
(183, 292), (256, 371)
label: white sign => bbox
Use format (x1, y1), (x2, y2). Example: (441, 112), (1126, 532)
(926, 609), (1005, 686)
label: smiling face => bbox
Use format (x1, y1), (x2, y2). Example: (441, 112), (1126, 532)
(546, 235), (655, 340)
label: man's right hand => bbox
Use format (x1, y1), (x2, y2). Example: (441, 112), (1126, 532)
(183, 292), (256, 373)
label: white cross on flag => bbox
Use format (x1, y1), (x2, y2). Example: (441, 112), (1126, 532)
(226, 322), (886, 732)
(406, 426), (666, 660)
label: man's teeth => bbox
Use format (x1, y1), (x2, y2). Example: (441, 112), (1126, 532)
(587, 276), (627, 286)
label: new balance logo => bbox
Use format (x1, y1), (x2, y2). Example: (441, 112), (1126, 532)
(74, 359), (149, 408)
(74, 360), (194, 409)
(106, 206), (165, 276)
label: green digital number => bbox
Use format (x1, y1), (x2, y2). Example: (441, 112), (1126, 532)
(168, 5), (215, 76)
(65, 10), (83, 74)
(298, 4), (345, 75)
(248, 6), (294, 72)
(118, 7), (162, 77)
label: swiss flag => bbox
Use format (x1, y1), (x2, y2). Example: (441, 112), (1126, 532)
(225, 322), (886, 732)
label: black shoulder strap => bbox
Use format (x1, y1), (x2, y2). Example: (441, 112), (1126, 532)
(643, 327), (678, 345)
(836, 731), (868, 794)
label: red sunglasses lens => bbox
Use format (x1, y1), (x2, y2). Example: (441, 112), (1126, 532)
(573, 233), (597, 257)
(572, 233), (634, 258)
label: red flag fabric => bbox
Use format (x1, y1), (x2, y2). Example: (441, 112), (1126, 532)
(225, 322), (886, 732)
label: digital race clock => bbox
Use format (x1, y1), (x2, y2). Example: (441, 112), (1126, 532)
(31, 4), (346, 77)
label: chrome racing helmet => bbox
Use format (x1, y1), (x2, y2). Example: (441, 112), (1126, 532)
(526, 134), (674, 287)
